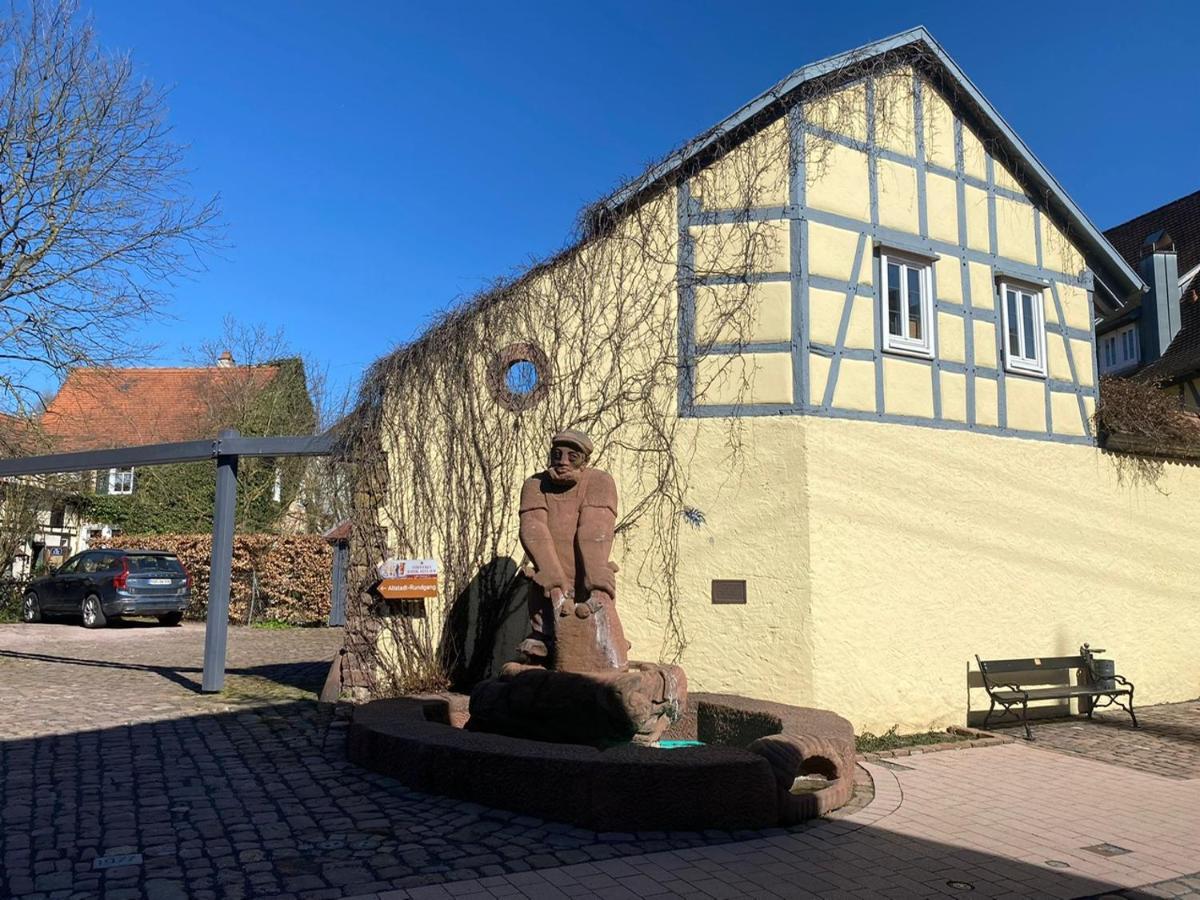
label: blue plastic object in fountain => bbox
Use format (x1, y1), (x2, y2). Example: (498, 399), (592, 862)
(653, 739), (705, 749)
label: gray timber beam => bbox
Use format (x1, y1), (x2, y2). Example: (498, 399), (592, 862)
(0, 440), (215, 477)
(0, 432), (335, 477)
(219, 434), (335, 458)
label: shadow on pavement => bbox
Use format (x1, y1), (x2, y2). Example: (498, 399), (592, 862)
(0, 648), (329, 694)
(0, 698), (1185, 899)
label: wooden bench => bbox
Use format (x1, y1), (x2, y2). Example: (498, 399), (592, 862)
(975, 646), (1137, 740)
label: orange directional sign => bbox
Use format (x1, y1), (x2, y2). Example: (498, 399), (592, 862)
(374, 558), (439, 600)
(376, 576), (438, 600)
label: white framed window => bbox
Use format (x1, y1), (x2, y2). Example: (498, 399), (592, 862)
(1099, 323), (1140, 374)
(880, 252), (935, 358)
(1000, 281), (1047, 377)
(108, 466), (134, 495)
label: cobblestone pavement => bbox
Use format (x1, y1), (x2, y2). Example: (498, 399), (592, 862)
(992, 701), (1200, 780)
(0, 623), (814, 899)
(3, 622), (1198, 899)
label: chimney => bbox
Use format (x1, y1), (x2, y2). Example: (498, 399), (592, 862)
(217, 350), (235, 369)
(1137, 230), (1182, 362)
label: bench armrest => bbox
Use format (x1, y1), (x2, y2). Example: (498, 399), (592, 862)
(988, 681), (1026, 696)
(1109, 673), (1134, 688)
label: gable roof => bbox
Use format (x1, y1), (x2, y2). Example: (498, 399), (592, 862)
(1102, 190), (1200, 385)
(598, 26), (1144, 304)
(40, 365), (282, 452)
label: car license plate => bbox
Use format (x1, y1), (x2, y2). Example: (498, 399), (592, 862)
(149, 578), (172, 586)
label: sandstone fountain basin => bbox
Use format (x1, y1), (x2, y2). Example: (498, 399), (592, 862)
(347, 691), (857, 832)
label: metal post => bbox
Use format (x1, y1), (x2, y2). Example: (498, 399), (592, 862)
(328, 541), (348, 627)
(202, 429), (239, 692)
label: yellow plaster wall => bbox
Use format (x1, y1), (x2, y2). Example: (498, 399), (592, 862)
(808, 287), (846, 347)
(842, 295), (875, 350)
(695, 281), (791, 345)
(922, 86), (956, 170)
(975, 378), (999, 426)
(973, 320), (998, 369)
(941, 371), (967, 422)
(1051, 391), (1087, 436)
(807, 80), (867, 142)
(695, 352), (793, 407)
(802, 417), (1200, 732)
(1005, 376), (1046, 433)
(963, 185), (990, 252)
(968, 262), (994, 310)
(830, 358), (875, 412)
(808, 353), (831, 406)
(925, 173), (959, 245)
(690, 118), (790, 211)
(808, 222), (864, 282)
(994, 161), (1023, 195)
(805, 142), (870, 221)
(654, 416), (816, 705)
(935, 257), (962, 302)
(1057, 284), (1093, 332)
(995, 196), (1037, 265)
(1043, 217), (1086, 277)
(875, 158), (919, 234)
(883, 357), (934, 418)
(874, 67), (915, 157)
(962, 126), (987, 181)
(938, 312), (966, 363)
(691, 220), (790, 276)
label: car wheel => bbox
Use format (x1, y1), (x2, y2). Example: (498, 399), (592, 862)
(157, 612), (183, 626)
(81, 594), (107, 629)
(22, 591), (42, 623)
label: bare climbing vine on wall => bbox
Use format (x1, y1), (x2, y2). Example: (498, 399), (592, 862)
(333, 42), (1041, 700)
(1094, 375), (1200, 488)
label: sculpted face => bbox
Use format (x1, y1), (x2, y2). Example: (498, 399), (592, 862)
(547, 443), (586, 485)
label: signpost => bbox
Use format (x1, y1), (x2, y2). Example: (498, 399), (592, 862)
(375, 558), (439, 600)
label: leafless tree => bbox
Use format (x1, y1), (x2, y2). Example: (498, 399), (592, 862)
(0, 0), (219, 415)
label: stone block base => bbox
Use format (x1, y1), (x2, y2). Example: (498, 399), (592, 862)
(467, 660), (687, 746)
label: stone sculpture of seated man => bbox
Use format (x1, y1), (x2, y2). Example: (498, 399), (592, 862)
(516, 429), (630, 672)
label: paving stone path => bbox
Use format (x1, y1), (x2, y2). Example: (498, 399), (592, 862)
(2, 621), (1197, 899)
(993, 700), (1200, 780)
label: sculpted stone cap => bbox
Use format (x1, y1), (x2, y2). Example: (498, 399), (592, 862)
(550, 429), (593, 456)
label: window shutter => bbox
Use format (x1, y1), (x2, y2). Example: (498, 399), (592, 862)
(95, 470), (109, 495)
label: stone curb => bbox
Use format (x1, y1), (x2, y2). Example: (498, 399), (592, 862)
(857, 725), (1013, 761)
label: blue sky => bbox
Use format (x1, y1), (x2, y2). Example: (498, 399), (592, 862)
(85, 0), (1199, 405)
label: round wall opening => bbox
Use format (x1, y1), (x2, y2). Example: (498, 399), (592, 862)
(491, 343), (550, 412)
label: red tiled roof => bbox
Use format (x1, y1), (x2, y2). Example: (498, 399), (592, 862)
(1, 412), (35, 454)
(40, 366), (281, 451)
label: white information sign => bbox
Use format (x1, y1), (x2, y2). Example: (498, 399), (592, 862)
(376, 558), (439, 579)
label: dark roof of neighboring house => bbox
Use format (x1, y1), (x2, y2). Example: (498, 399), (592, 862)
(1103, 190), (1200, 384)
(1105, 190), (1200, 279)
(40, 365), (282, 452)
(596, 26), (1143, 303)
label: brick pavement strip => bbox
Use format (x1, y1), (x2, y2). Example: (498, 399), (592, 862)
(3, 621), (1199, 899)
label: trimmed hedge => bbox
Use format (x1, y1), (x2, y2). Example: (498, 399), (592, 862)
(102, 534), (332, 624)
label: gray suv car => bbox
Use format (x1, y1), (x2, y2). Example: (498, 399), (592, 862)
(23, 549), (191, 628)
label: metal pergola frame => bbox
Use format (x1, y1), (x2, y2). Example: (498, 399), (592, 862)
(0, 428), (335, 691)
